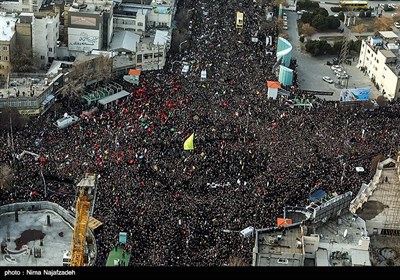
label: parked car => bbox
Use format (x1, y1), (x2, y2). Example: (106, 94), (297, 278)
(322, 76), (333, 84)
(395, 22), (400, 28)
(331, 65), (341, 71)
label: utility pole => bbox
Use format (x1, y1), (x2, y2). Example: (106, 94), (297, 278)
(40, 164), (47, 198)
(179, 40), (188, 53)
(338, 9), (353, 88)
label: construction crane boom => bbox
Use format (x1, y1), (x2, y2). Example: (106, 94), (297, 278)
(69, 173), (97, 266)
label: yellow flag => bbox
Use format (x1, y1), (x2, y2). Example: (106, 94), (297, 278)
(184, 133), (194, 150)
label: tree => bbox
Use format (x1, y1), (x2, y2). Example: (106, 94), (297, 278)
(326, 16), (341, 29)
(273, 0), (288, 7)
(175, 8), (191, 31)
(301, 23), (317, 38)
(370, 154), (384, 173)
(353, 24), (367, 39)
(376, 95), (388, 107)
(311, 14), (327, 30)
(297, 0), (319, 11)
(11, 46), (36, 73)
(60, 55), (113, 100)
(301, 12), (314, 24)
(338, 12), (345, 21)
(170, 28), (190, 54)
(359, 10), (366, 18)
(227, 256), (247, 266)
(332, 40), (344, 54)
(0, 107), (25, 132)
(305, 40), (332, 56)
(0, 164), (13, 191)
(374, 16), (395, 31)
(313, 8), (329, 17)
(393, 7), (400, 22)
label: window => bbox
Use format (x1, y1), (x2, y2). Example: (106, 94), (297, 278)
(2, 46), (7, 51)
(48, 47), (53, 52)
(41, 56), (45, 60)
(3, 56), (7, 61)
(137, 22), (143, 26)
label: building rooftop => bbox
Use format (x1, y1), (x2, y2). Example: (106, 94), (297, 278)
(256, 226), (302, 254)
(357, 160), (400, 232)
(0, 2), (20, 13)
(0, 210), (73, 266)
(379, 31), (399, 39)
(67, 0), (113, 14)
(314, 212), (371, 266)
(0, 75), (51, 99)
(380, 49), (397, 58)
(0, 15), (18, 42)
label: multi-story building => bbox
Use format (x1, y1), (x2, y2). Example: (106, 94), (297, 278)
(134, 29), (168, 70)
(253, 192), (371, 266)
(351, 154), (400, 236)
(17, 12), (59, 69)
(0, 14), (19, 83)
(113, 0), (175, 35)
(65, 1), (113, 54)
(19, 0), (46, 12)
(113, 1), (147, 34)
(357, 31), (400, 100)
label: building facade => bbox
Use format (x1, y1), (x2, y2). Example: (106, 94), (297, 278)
(22, 12), (60, 69)
(19, 0), (45, 12)
(0, 14), (18, 83)
(357, 31), (400, 100)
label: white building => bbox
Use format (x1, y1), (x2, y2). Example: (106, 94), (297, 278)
(253, 192), (371, 267)
(19, 0), (45, 12)
(66, 1), (114, 54)
(113, 5), (147, 34)
(147, 0), (174, 28)
(0, 14), (19, 82)
(351, 155), (400, 236)
(113, 0), (175, 35)
(19, 12), (59, 68)
(357, 31), (400, 100)
(135, 29), (169, 70)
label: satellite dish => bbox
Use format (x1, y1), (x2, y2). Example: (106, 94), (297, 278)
(343, 229), (348, 238)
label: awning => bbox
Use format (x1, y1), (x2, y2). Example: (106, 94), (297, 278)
(267, 81), (281, 89)
(99, 90), (130, 105)
(88, 216), (103, 231)
(128, 69), (141, 76)
(42, 94), (55, 106)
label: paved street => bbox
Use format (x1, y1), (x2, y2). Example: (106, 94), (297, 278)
(285, 6), (381, 100)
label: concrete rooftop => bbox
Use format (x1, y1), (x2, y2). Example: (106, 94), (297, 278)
(357, 167), (400, 231)
(0, 210), (73, 266)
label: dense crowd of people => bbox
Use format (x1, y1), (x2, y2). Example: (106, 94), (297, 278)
(1, 0), (400, 266)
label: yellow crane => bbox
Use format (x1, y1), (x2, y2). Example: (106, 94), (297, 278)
(69, 173), (97, 266)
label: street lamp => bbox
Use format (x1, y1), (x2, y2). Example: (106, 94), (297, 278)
(345, 75), (351, 89)
(179, 40), (188, 53)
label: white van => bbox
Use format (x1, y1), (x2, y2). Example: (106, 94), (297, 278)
(181, 63), (190, 77)
(200, 70), (207, 81)
(55, 113), (80, 129)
